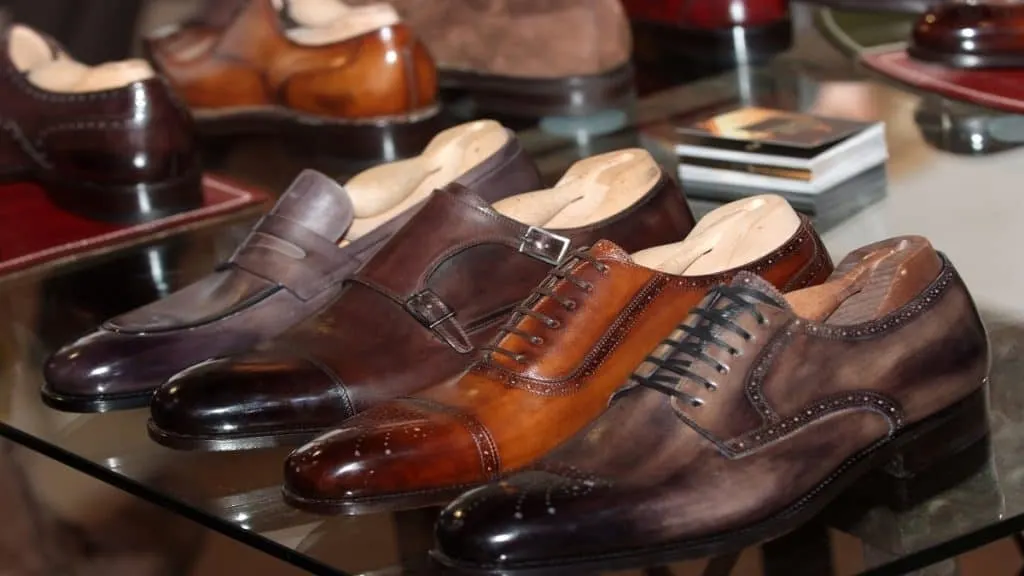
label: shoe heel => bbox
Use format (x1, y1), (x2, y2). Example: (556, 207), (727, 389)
(43, 169), (204, 224)
(827, 386), (991, 525)
(882, 385), (989, 481)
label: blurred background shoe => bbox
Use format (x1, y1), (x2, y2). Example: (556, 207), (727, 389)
(143, 0), (441, 162)
(0, 11), (202, 223)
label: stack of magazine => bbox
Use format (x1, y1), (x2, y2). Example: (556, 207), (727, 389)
(643, 107), (888, 225)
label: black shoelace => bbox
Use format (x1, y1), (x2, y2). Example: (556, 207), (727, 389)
(483, 248), (607, 363)
(631, 284), (778, 407)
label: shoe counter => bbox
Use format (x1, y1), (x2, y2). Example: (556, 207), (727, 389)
(1, 1), (1023, 576)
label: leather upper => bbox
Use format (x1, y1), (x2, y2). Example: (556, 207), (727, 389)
(282, 216), (833, 505)
(0, 13), (197, 185)
(148, 172), (697, 444)
(44, 133), (541, 402)
(434, 244), (989, 567)
(622, 0), (789, 29)
(145, 0), (437, 118)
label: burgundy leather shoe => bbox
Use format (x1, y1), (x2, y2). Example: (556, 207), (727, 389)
(910, 1), (1024, 69)
(0, 12), (202, 222)
(42, 122), (540, 412)
(623, 0), (792, 64)
(147, 149), (697, 451)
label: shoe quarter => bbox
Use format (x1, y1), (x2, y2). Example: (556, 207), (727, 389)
(681, 260), (989, 459)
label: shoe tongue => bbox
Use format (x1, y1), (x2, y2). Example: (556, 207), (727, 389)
(270, 170), (355, 242)
(727, 272), (791, 311)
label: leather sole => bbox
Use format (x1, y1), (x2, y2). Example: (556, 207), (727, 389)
(906, 45), (1024, 70)
(438, 64), (635, 117)
(4, 167), (204, 225)
(432, 384), (990, 575)
(282, 483), (466, 516)
(146, 419), (321, 452)
(193, 104), (445, 163)
(40, 384), (153, 413)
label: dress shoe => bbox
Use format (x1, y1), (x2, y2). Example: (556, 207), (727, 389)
(434, 236), (989, 574)
(148, 148), (697, 451)
(43, 120), (538, 412)
(343, 0), (634, 116)
(144, 0), (440, 160)
(910, 1), (1024, 68)
(623, 0), (792, 65)
(282, 195), (834, 515)
(0, 13), (201, 222)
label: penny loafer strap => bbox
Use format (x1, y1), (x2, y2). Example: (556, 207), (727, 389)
(229, 213), (357, 300)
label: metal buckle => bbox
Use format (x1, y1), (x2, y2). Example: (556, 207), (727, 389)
(519, 226), (570, 266)
(405, 290), (455, 329)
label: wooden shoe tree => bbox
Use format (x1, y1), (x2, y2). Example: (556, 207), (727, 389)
(786, 236), (943, 324)
(274, 0), (400, 45)
(492, 149), (662, 228)
(10, 25), (155, 93)
(632, 195), (801, 276)
(341, 120), (510, 244)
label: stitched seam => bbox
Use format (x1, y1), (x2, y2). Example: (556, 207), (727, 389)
(402, 397), (502, 479)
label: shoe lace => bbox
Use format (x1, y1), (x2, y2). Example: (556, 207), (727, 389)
(630, 284), (777, 407)
(483, 247), (608, 364)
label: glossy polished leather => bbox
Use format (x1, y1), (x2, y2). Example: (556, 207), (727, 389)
(910, 1), (1024, 68)
(145, 0), (437, 120)
(622, 0), (789, 29)
(0, 13), (201, 222)
(434, 238), (990, 572)
(148, 172), (697, 451)
(282, 217), (833, 513)
(43, 134), (540, 412)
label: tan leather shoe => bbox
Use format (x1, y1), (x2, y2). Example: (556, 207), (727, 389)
(143, 0), (440, 161)
(282, 195), (834, 515)
(346, 0), (635, 116)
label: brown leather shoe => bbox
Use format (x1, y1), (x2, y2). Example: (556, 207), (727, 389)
(144, 0), (440, 160)
(433, 236), (990, 574)
(282, 195), (833, 515)
(344, 0), (634, 116)
(0, 13), (201, 222)
(43, 120), (538, 412)
(147, 149), (697, 451)
(910, 1), (1024, 69)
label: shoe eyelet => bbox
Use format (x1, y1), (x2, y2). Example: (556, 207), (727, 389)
(531, 336), (544, 345)
(597, 263), (609, 274)
(515, 354), (527, 363)
(547, 319), (561, 329)
(690, 398), (704, 407)
(716, 365), (729, 374)
(564, 299), (578, 311)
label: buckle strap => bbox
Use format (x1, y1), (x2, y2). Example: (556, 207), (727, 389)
(519, 226), (571, 266)
(405, 290), (473, 354)
(228, 214), (356, 300)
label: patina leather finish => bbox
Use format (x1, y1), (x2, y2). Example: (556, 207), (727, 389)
(0, 13), (201, 222)
(910, 1), (1024, 68)
(434, 237), (989, 574)
(282, 217), (832, 514)
(147, 171), (697, 451)
(43, 133), (540, 412)
(145, 0), (437, 120)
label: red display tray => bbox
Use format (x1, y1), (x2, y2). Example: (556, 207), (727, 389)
(0, 175), (270, 280)
(861, 47), (1024, 114)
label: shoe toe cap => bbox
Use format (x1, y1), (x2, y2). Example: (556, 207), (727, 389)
(285, 400), (489, 504)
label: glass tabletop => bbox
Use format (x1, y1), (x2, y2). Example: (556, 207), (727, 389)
(3, 5), (1024, 576)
